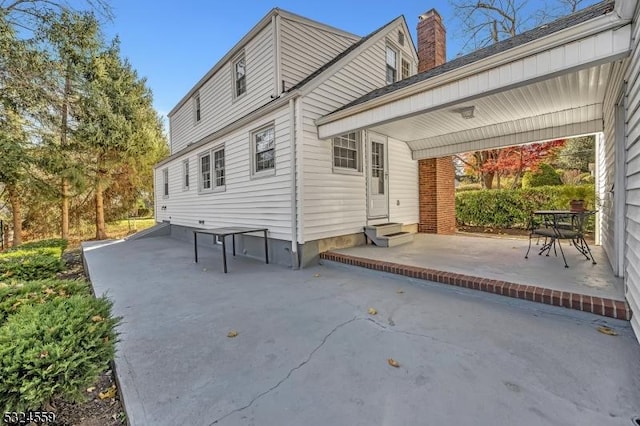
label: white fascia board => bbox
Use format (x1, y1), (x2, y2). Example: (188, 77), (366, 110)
(317, 12), (632, 136)
(410, 120), (603, 160)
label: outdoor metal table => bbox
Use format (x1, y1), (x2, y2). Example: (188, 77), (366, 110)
(525, 210), (596, 268)
(193, 227), (269, 273)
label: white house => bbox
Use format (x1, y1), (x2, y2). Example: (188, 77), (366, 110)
(155, 1), (640, 336)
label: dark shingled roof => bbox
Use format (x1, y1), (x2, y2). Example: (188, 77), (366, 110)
(328, 0), (615, 115)
(286, 16), (403, 93)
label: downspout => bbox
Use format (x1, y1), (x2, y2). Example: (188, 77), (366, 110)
(273, 13), (282, 97)
(289, 97), (300, 269)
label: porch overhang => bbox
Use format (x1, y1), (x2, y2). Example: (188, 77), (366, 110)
(316, 9), (633, 159)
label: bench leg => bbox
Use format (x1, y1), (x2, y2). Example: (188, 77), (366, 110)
(222, 236), (228, 273)
(232, 234), (236, 256)
(194, 233), (198, 263)
(264, 230), (269, 264)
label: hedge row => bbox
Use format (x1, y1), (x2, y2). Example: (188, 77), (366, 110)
(0, 238), (120, 412)
(455, 184), (596, 229)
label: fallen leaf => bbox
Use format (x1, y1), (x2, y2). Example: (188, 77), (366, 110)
(396, 289), (405, 294)
(313, 273), (321, 277)
(597, 326), (618, 336)
(44, 288), (55, 295)
(98, 385), (117, 400)
(86, 386), (96, 393)
(227, 330), (238, 338)
(387, 358), (400, 368)
(91, 315), (103, 322)
(368, 307), (377, 315)
(39, 350), (49, 359)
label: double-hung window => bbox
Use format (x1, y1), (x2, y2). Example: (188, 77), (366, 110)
(214, 148), (225, 187)
(183, 159), (190, 190)
(199, 147), (225, 192)
(401, 59), (411, 80)
(194, 94), (201, 123)
(252, 125), (275, 176)
(162, 168), (169, 198)
(200, 153), (211, 191)
(234, 54), (246, 98)
(386, 46), (397, 84)
(332, 132), (361, 173)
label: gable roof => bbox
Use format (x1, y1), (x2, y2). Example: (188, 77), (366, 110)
(168, 8), (360, 117)
(285, 16), (404, 93)
(328, 0), (616, 115)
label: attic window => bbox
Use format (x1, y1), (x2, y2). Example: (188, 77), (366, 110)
(194, 94), (201, 122)
(386, 46), (397, 85)
(398, 31), (405, 46)
(234, 54), (246, 98)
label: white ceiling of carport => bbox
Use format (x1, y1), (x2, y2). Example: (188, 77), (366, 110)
(369, 63), (611, 158)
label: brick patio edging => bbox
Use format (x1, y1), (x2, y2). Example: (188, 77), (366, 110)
(320, 251), (632, 321)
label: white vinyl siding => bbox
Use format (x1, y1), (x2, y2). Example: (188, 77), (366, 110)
(600, 59), (627, 269)
(388, 137), (418, 225)
(279, 17), (359, 91)
(155, 107), (292, 240)
(623, 4), (640, 338)
(169, 23), (275, 154)
(301, 25), (414, 242)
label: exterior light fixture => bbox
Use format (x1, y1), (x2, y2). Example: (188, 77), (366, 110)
(452, 105), (475, 119)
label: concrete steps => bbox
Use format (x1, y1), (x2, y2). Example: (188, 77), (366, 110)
(364, 223), (414, 248)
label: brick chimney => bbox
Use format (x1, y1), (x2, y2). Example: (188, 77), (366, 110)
(417, 9), (446, 73)
(416, 9), (455, 235)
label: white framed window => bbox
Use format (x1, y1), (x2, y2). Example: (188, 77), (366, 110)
(233, 53), (246, 98)
(194, 93), (201, 123)
(199, 152), (211, 191)
(401, 58), (411, 80)
(332, 132), (362, 174)
(386, 46), (397, 84)
(214, 148), (225, 187)
(183, 159), (190, 190)
(162, 168), (169, 198)
(251, 124), (275, 177)
(199, 146), (226, 193)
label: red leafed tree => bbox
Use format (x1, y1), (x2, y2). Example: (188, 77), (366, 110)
(459, 139), (565, 189)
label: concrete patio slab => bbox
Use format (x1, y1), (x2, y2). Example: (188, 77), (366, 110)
(83, 236), (640, 426)
(334, 233), (624, 300)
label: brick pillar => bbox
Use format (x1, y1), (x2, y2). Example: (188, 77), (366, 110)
(418, 157), (456, 234)
(417, 9), (446, 73)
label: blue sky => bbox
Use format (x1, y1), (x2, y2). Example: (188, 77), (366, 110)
(101, 1), (597, 123)
(102, 1), (461, 120)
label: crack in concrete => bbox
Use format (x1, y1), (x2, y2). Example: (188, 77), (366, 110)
(209, 316), (358, 425)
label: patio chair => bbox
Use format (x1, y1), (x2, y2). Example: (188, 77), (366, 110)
(525, 211), (596, 268)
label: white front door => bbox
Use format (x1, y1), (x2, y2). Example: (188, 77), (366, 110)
(367, 133), (389, 218)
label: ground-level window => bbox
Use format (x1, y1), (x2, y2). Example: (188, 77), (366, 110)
(162, 168), (169, 197)
(200, 153), (211, 191)
(333, 132), (361, 172)
(252, 125), (275, 176)
(183, 159), (190, 190)
(386, 46), (397, 84)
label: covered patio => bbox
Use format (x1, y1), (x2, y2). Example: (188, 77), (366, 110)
(316, 2), (636, 325)
(321, 232), (630, 320)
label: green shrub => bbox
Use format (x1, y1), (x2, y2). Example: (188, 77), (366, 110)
(0, 295), (119, 411)
(522, 163), (563, 188)
(7, 238), (68, 252)
(456, 184), (596, 229)
(0, 279), (90, 323)
(0, 247), (64, 281)
(456, 183), (483, 192)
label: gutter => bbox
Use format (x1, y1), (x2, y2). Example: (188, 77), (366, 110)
(316, 9), (632, 127)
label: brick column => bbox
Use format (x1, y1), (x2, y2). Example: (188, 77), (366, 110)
(418, 157), (456, 234)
